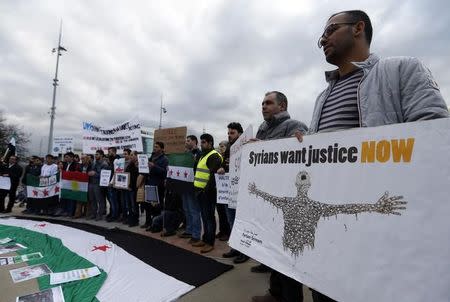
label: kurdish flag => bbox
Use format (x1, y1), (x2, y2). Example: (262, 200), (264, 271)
(166, 153), (195, 193)
(61, 171), (89, 202)
(26, 173), (60, 198)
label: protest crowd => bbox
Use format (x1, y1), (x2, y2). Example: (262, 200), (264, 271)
(1, 9), (449, 302)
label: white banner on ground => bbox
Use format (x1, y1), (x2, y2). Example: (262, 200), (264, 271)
(228, 125), (253, 209)
(82, 117), (143, 154)
(229, 119), (450, 302)
(215, 173), (230, 204)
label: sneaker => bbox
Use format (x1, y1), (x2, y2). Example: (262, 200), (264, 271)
(200, 244), (214, 253)
(251, 264), (272, 273)
(178, 232), (192, 239)
(222, 249), (240, 258)
(191, 240), (206, 247)
(233, 254), (250, 264)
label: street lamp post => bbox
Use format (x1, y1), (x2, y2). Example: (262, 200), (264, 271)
(47, 21), (67, 154)
(159, 94), (167, 129)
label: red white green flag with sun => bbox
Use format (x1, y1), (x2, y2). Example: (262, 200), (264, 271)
(61, 171), (89, 202)
(26, 173), (61, 199)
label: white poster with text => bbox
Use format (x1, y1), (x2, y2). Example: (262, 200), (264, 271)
(82, 117), (143, 153)
(230, 119), (450, 302)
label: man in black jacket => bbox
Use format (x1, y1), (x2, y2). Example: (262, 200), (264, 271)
(0, 155), (23, 213)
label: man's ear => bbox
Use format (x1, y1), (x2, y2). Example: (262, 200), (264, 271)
(354, 20), (365, 39)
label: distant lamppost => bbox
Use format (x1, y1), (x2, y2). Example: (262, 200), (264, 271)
(159, 95), (167, 129)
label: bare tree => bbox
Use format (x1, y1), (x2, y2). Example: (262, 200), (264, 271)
(0, 111), (30, 158)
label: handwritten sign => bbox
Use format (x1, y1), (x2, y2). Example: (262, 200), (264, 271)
(215, 173), (230, 204)
(153, 126), (187, 154)
(100, 170), (112, 187)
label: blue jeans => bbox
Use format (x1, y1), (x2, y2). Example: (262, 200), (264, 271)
(196, 191), (216, 246)
(107, 187), (119, 218)
(182, 191), (202, 240)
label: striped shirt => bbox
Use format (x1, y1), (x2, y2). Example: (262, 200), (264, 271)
(318, 69), (363, 132)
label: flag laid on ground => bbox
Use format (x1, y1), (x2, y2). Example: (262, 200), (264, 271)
(0, 222), (106, 302)
(0, 218), (193, 302)
(166, 152), (195, 193)
(26, 173), (60, 199)
(61, 171), (89, 202)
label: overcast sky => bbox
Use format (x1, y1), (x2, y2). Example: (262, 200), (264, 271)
(1, 0), (449, 154)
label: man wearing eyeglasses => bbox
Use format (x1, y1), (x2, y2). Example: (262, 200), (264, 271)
(310, 10), (448, 135)
(291, 9), (448, 302)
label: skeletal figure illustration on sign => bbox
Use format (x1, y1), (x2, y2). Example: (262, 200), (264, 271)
(248, 171), (407, 256)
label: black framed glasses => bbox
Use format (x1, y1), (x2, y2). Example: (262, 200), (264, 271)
(317, 22), (357, 48)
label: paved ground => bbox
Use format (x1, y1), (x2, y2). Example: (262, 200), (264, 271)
(3, 205), (313, 302)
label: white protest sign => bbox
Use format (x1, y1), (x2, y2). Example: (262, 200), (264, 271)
(228, 125), (253, 209)
(82, 117), (143, 153)
(138, 154), (149, 173)
(230, 119), (450, 302)
(0, 176), (11, 190)
(52, 137), (74, 155)
(100, 170), (112, 187)
(215, 173), (230, 204)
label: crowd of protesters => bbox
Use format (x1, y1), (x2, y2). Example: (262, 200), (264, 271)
(1, 8), (449, 302)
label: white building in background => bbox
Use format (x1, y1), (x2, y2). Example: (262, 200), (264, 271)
(141, 127), (154, 156)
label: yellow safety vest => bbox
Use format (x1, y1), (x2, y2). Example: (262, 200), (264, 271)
(194, 149), (223, 189)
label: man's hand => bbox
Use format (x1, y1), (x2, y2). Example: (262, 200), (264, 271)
(294, 130), (304, 143)
(148, 162), (155, 168)
(217, 167), (225, 175)
(374, 191), (407, 215)
(87, 171), (96, 176)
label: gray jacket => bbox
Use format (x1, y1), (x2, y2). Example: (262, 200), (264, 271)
(256, 111), (308, 140)
(309, 54), (448, 133)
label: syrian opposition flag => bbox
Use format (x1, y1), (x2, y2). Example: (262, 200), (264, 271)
(166, 153), (195, 193)
(61, 171), (89, 202)
(0, 218), (193, 302)
(26, 173), (60, 199)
